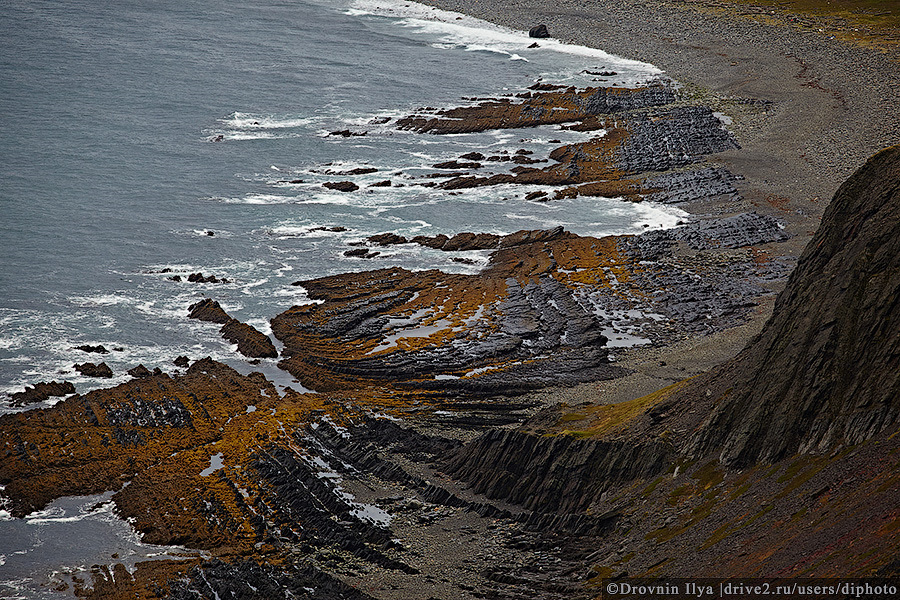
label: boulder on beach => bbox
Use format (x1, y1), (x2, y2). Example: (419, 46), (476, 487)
(529, 24), (550, 38)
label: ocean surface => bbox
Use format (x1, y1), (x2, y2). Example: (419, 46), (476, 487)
(0, 0), (677, 595)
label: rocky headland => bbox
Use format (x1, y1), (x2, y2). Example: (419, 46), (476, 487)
(2, 1), (900, 597)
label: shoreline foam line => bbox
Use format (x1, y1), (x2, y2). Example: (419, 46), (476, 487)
(346, 0), (663, 75)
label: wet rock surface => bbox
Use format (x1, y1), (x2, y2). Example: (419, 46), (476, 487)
(74, 344), (109, 354)
(9, 381), (76, 406)
(74, 361), (114, 378)
(187, 272), (229, 284)
(324, 181), (360, 192)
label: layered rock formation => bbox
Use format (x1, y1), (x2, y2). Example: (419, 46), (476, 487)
(7, 78), (887, 599)
(686, 145), (900, 464)
(395, 85), (678, 134)
(389, 83), (742, 206)
(273, 215), (783, 402)
(441, 145), (900, 580)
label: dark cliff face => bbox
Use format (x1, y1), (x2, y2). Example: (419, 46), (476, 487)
(435, 147), (900, 581)
(688, 145), (900, 465)
(446, 145), (900, 515)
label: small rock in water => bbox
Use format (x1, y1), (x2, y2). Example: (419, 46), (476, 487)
(187, 272), (228, 284)
(344, 248), (381, 259)
(74, 362), (114, 378)
(329, 129), (366, 137)
(75, 344), (109, 354)
(127, 365), (153, 379)
(323, 181), (359, 192)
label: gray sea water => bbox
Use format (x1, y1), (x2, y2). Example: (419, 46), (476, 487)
(0, 0), (677, 595)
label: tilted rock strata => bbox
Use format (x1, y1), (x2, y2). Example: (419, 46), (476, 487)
(437, 106), (738, 195)
(0, 360), (418, 596)
(188, 298), (278, 359)
(366, 225), (572, 252)
(686, 144), (900, 465)
(276, 217), (788, 400)
(391, 84), (743, 210)
(438, 146), (900, 582)
(273, 255), (627, 397)
(396, 85), (677, 134)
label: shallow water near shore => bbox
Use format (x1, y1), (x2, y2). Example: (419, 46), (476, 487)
(0, 0), (683, 408)
(1, 0), (677, 593)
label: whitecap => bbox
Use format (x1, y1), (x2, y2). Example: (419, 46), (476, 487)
(222, 131), (278, 141)
(69, 294), (132, 308)
(220, 112), (314, 129)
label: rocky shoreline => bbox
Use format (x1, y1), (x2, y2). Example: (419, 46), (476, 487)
(2, 2), (899, 598)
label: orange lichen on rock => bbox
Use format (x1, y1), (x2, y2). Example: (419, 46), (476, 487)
(1, 359), (348, 542)
(272, 232), (654, 399)
(396, 85), (676, 134)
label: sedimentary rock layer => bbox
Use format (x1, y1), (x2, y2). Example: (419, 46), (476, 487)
(274, 214), (784, 401)
(188, 298), (278, 359)
(438, 146), (900, 581)
(686, 144), (900, 464)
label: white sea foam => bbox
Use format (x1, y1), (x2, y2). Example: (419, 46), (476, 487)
(222, 131), (279, 141)
(222, 193), (296, 204)
(628, 201), (690, 231)
(267, 224), (352, 238)
(220, 112), (314, 129)
(69, 294), (133, 308)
